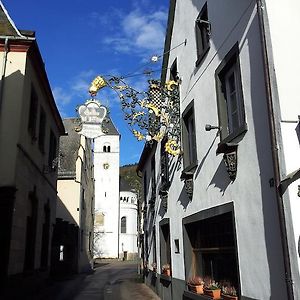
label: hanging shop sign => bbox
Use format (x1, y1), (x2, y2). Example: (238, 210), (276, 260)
(77, 99), (108, 139)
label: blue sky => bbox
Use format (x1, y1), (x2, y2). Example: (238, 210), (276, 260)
(3, 0), (169, 166)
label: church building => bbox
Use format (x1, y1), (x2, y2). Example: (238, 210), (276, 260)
(93, 118), (120, 258)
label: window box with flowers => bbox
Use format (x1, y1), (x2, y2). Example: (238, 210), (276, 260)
(162, 263), (171, 276)
(203, 277), (221, 299)
(187, 276), (204, 294)
(152, 262), (157, 273)
(221, 284), (238, 300)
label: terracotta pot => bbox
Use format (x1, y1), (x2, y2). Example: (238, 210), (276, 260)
(222, 294), (238, 300)
(204, 288), (221, 299)
(188, 284), (204, 294)
(163, 269), (171, 276)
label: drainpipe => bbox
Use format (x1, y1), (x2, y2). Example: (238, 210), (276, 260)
(256, 1), (294, 299)
(0, 37), (9, 113)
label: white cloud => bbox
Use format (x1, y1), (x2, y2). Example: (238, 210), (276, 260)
(53, 69), (97, 116)
(101, 5), (168, 56)
(53, 87), (72, 106)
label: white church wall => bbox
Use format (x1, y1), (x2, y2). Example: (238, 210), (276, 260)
(119, 191), (138, 260)
(94, 133), (120, 258)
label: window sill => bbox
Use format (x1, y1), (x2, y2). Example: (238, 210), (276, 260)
(160, 273), (172, 283)
(183, 290), (213, 300)
(159, 181), (170, 193)
(181, 161), (198, 180)
(218, 123), (247, 148)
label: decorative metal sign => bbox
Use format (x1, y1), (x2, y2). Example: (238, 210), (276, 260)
(88, 75), (181, 156)
(76, 99), (108, 139)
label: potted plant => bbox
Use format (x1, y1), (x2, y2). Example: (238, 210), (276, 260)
(203, 277), (221, 299)
(222, 285), (238, 300)
(187, 276), (204, 294)
(152, 262), (157, 272)
(162, 263), (171, 276)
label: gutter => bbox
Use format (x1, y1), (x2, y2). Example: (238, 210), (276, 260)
(0, 37), (8, 113)
(256, 1), (294, 299)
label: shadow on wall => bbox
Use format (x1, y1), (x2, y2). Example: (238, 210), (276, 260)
(195, 132), (219, 180)
(51, 197), (79, 278)
(247, 13), (289, 299)
(177, 185), (191, 211)
(208, 160), (231, 195)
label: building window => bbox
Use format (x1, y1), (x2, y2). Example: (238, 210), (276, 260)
(103, 144), (111, 152)
(80, 230), (84, 252)
(160, 219), (171, 270)
(153, 226), (157, 266)
(215, 43), (246, 143)
(121, 216), (127, 233)
(28, 85), (38, 140)
(174, 239), (180, 254)
(143, 172), (147, 202)
(81, 188), (85, 210)
(183, 204), (239, 295)
(195, 2), (210, 66)
(59, 245), (64, 261)
(38, 107), (46, 153)
(182, 101), (197, 169)
(89, 232), (92, 253)
(48, 130), (57, 169)
(161, 137), (170, 188)
(170, 58), (179, 82)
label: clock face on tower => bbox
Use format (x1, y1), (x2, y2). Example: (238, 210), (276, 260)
(103, 163), (109, 169)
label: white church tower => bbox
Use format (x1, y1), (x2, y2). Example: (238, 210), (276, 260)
(93, 118), (120, 258)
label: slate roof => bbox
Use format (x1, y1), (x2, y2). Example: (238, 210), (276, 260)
(0, 2), (23, 36)
(104, 117), (120, 136)
(58, 118), (81, 178)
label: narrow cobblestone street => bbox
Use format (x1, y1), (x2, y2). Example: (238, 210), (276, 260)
(1, 261), (160, 300)
(46, 261), (159, 300)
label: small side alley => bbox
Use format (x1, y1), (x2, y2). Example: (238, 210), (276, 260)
(1, 261), (160, 300)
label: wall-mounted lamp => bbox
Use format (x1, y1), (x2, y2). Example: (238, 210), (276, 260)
(205, 124), (220, 131)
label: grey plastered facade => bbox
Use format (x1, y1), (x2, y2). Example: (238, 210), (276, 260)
(139, 0), (300, 299)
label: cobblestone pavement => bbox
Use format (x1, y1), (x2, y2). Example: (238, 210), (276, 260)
(45, 260), (159, 300)
(1, 260), (160, 300)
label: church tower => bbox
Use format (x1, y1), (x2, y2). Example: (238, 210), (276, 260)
(93, 118), (120, 258)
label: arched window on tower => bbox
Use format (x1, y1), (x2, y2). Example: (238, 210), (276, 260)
(103, 143), (111, 153)
(121, 216), (126, 233)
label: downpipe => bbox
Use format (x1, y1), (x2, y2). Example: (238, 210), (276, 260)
(256, 0), (294, 299)
(0, 37), (9, 113)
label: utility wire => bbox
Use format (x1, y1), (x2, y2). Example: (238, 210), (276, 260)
(121, 40), (186, 79)
(183, 0), (255, 101)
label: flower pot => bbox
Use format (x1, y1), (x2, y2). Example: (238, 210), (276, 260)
(204, 288), (221, 299)
(188, 284), (204, 294)
(222, 294), (238, 300)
